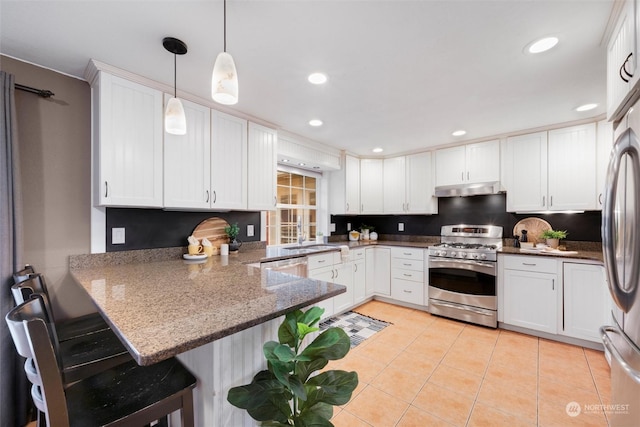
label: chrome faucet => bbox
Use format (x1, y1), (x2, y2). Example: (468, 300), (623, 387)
(297, 217), (306, 245)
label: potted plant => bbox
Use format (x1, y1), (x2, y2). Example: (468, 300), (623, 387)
(225, 222), (242, 252)
(227, 307), (358, 426)
(540, 229), (568, 249)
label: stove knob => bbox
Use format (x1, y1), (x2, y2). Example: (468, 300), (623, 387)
(449, 251), (457, 257)
(479, 253), (487, 260)
(459, 252), (467, 258)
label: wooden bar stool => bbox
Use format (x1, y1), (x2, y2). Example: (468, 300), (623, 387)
(12, 269), (110, 341)
(6, 295), (196, 427)
(11, 281), (131, 384)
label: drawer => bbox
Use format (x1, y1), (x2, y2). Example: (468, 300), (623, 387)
(503, 255), (557, 274)
(350, 248), (366, 261)
(391, 258), (424, 272)
(391, 279), (425, 305)
(308, 252), (334, 270)
(391, 247), (424, 261)
(392, 268), (424, 283)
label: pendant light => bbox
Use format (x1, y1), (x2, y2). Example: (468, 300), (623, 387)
(211, 0), (239, 105)
(163, 37), (188, 135)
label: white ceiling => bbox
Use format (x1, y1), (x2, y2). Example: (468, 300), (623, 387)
(0, 0), (614, 157)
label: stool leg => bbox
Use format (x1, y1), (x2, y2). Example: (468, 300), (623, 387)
(181, 392), (194, 427)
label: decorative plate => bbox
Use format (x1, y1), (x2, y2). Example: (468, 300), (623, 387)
(183, 254), (208, 261)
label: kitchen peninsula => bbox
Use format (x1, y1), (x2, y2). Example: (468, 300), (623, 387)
(69, 247), (345, 426)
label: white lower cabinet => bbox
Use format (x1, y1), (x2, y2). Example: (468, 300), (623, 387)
(562, 262), (610, 342)
(390, 247), (425, 305)
(502, 255), (558, 334)
(352, 248), (367, 305)
(365, 247), (391, 295)
(307, 252), (354, 318)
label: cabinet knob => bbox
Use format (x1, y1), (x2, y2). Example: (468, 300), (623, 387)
(104, 181), (108, 198)
(205, 190), (210, 203)
(213, 191), (217, 203)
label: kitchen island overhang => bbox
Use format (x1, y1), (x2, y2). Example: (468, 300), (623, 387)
(69, 248), (345, 366)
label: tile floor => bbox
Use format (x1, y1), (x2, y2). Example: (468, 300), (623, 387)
(328, 300), (611, 427)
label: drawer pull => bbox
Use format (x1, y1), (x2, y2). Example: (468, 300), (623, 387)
(317, 260), (326, 263)
(403, 252), (412, 256)
(522, 263), (537, 266)
(403, 290), (412, 293)
(403, 263), (412, 266)
(403, 273), (413, 277)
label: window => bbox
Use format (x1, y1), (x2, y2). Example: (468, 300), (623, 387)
(267, 170), (317, 245)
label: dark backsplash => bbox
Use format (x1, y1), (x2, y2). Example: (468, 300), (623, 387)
(331, 194), (602, 242)
(106, 208), (261, 252)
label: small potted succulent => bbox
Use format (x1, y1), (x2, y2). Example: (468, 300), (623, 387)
(225, 222), (242, 252)
(540, 229), (568, 249)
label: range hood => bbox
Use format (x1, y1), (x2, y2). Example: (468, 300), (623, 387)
(434, 181), (502, 197)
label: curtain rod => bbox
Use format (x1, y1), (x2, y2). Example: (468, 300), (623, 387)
(15, 83), (54, 98)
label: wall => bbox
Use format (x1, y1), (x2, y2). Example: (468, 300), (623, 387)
(331, 193), (602, 242)
(106, 208), (260, 251)
(0, 55), (96, 318)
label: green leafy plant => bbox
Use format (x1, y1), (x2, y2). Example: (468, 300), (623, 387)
(227, 307), (358, 426)
(359, 224), (374, 231)
(540, 229), (568, 240)
(224, 222), (240, 240)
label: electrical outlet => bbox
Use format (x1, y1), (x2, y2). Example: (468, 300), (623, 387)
(112, 227), (125, 245)
(347, 222), (351, 231)
(330, 223), (336, 232)
(398, 223), (404, 232)
(247, 225), (254, 237)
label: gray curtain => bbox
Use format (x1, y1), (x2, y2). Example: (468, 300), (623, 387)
(0, 71), (28, 426)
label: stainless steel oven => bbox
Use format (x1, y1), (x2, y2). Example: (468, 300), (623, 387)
(428, 225), (502, 328)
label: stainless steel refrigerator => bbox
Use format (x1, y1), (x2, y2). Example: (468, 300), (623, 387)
(601, 102), (640, 427)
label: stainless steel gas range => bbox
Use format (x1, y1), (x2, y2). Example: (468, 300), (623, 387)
(427, 225), (503, 328)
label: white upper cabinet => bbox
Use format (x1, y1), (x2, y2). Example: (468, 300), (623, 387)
(247, 122), (277, 211)
(211, 111), (248, 210)
(607, 0), (637, 121)
(406, 152), (437, 214)
(547, 124), (597, 211)
(435, 140), (500, 186)
(360, 159), (384, 214)
(94, 73), (164, 207)
(163, 96), (211, 209)
(505, 132), (548, 212)
(383, 156), (406, 214)
(505, 124), (597, 212)
(383, 152), (437, 214)
(329, 154), (360, 215)
(596, 120), (614, 210)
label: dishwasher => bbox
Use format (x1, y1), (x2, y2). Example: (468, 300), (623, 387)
(260, 257), (308, 278)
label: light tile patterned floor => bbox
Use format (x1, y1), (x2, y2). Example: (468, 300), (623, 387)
(329, 300), (611, 427)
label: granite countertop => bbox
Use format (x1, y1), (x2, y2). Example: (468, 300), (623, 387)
(70, 248), (345, 366)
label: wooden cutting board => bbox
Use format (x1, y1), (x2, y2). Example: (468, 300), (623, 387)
(513, 217), (552, 244)
(192, 217), (230, 248)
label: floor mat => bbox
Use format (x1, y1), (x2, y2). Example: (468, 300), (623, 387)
(319, 311), (391, 348)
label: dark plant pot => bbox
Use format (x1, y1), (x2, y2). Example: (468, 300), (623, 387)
(229, 239), (242, 252)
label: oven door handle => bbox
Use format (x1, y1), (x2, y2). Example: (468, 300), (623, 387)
(429, 258), (496, 276)
(429, 300), (494, 316)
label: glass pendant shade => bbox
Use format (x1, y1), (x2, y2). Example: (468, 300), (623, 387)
(165, 97), (187, 135)
(211, 52), (239, 105)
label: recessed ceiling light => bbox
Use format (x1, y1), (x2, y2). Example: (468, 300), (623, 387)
(527, 36), (559, 54)
(452, 130), (466, 136)
(309, 119), (323, 127)
(575, 103), (598, 112)
(299, 162), (306, 166)
(372, 147), (384, 153)
(308, 73), (328, 85)
(281, 159), (290, 163)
